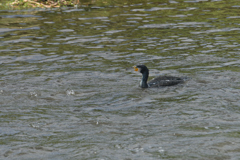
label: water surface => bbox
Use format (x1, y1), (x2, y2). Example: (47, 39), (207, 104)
(1, 0), (240, 159)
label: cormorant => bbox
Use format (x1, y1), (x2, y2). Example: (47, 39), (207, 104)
(133, 65), (184, 88)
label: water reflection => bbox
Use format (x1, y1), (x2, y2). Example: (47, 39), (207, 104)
(1, 0), (240, 159)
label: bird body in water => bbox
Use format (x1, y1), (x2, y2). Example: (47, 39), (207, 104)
(133, 65), (184, 88)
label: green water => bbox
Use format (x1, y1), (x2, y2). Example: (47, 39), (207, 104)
(1, 0), (240, 159)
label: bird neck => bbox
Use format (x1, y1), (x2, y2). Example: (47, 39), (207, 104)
(141, 71), (149, 88)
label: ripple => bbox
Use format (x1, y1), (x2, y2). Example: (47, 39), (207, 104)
(131, 7), (175, 12)
(57, 29), (75, 32)
(120, 14), (150, 16)
(3, 38), (31, 43)
(191, 27), (240, 34)
(0, 26), (40, 33)
(78, 17), (108, 20)
(0, 28), (15, 33)
(104, 30), (125, 34)
(65, 38), (98, 44)
(227, 16), (240, 19)
(139, 23), (175, 28)
(1, 14), (41, 18)
(63, 9), (84, 12)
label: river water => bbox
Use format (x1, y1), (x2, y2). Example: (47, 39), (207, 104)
(1, 0), (240, 159)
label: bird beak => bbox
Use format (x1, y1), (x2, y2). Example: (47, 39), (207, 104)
(133, 66), (139, 71)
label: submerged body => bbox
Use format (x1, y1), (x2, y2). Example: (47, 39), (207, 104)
(134, 65), (183, 88)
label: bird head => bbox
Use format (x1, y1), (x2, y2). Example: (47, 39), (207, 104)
(133, 65), (148, 74)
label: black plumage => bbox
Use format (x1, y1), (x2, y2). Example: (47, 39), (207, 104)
(133, 65), (183, 88)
